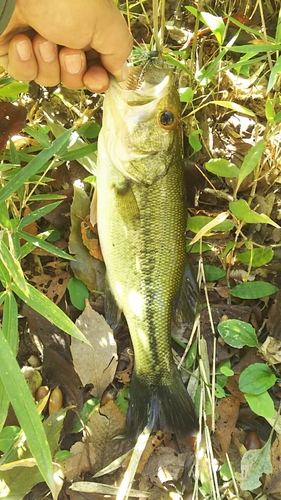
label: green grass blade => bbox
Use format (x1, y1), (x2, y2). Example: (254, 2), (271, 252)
(0, 128), (73, 205)
(0, 240), (28, 296)
(0, 331), (58, 498)
(0, 291), (18, 432)
(18, 202), (63, 229)
(17, 229), (75, 260)
(12, 282), (90, 345)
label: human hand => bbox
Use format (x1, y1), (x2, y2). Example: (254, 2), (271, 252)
(0, 0), (133, 91)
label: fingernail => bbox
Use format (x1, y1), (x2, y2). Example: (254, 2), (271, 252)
(115, 62), (129, 82)
(38, 41), (56, 63)
(16, 40), (31, 61)
(64, 54), (83, 75)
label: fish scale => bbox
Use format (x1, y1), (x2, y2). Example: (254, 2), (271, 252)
(93, 64), (199, 438)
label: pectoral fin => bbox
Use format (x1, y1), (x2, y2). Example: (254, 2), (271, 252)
(173, 256), (201, 326)
(105, 283), (122, 330)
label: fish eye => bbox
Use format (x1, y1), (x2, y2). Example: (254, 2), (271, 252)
(158, 110), (175, 129)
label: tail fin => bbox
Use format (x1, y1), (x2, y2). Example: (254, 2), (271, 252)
(126, 367), (198, 439)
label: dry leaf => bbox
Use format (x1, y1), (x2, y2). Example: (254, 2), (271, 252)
(87, 400), (126, 475)
(141, 447), (187, 490)
(137, 431), (165, 474)
(215, 396), (240, 455)
(260, 336), (281, 364)
(30, 270), (70, 304)
(263, 434), (281, 497)
(71, 302), (118, 398)
(64, 441), (96, 482)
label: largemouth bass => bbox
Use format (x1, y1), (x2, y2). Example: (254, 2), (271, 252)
(92, 62), (198, 437)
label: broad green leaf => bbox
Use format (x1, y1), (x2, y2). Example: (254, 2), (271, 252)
(179, 87), (194, 103)
(265, 97), (276, 123)
(0, 426), (20, 454)
(229, 199), (280, 228)
(199, 12), (225, 44)
(0, 292), (18, 432)
(187, 215), (234, 233)
(236, 140), (266, 192)
(0, 240), (28, 296)
(0, 332), (58, 498)
(17, 229), (75, 261)
(236, 247), (274, 267)
(67, 277), (89, 311)
(0, 408), (67, 500)
(245, 391), (275, 419)
(218, 319), (259, 349)
(205, 158), (239, 178)
(12, 282), (90, 345)
(188, 131), (202, 153)
(230, 281), (278, 299)
(18, 202), (63, 229)
(204, 265), (226, 281)
(239, 364), (276, 394)
(0, 129), (73, 205)
(241, 438), (272, 490)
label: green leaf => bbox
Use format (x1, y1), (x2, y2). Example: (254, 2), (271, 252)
(239, 364), (276, 394)
(0, 80), (29, 99)
(67, 277), (89, 311)
(200, 12), (226, 44)
(0, 425), (20, 453)
(205, 158), (239, 178)
(187, 215), (234, 233)
(236, 247), (274, 267)
(12, 282), (90, 345)
(229, 43), (281, 53)
(236, 140), (266, 192)
(0, 129), (73, 205)
(188, 131), (202, 153)
(267, 54), (281, 93)
(17, 229), (75, 261)
(0, 332), (57, 497)
(229, 199), (280, 227)
(71, 398), (99, 433)
(216, 359), (233, 388)
(203, 264), (226, 281)
(0, 292), (19, 432)
(230, 281), (278, 299)
(245, 391), (275, 419)
(0, 408), (67, 499)
(179, 87), (194, 103)
(217, 319), (259, 349)
(241, 438), (272, 490)
(0, 240), (28, 295)
(18, 202), (63, 229)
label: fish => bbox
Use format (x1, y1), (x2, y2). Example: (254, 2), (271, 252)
(91, 61), (199, 438)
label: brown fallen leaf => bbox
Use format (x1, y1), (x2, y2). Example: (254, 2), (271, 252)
(87, 400), (126, 475)
(140, 447), (188, 490)
(260, 336), (281, 364)
(215, 396), (240, 456)
(64, 441), (96, 482)
(30, 270), (70, 304)
(263, 434), (281, 497)
(71, 301), (118, 398)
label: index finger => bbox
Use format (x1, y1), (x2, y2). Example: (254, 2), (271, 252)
(91, 2), (132, 81)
